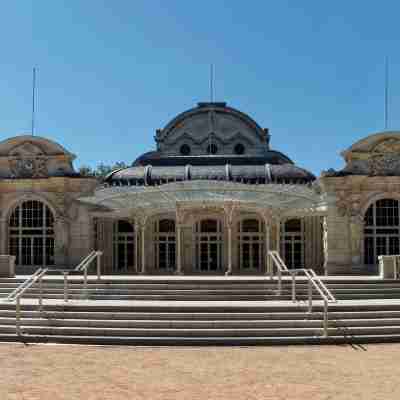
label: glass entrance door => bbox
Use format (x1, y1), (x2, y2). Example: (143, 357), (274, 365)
(195, 219), (222, 272)
(154, 219), (176, 271)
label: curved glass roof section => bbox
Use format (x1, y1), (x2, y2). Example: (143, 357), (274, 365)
(80, 181), (327, 218)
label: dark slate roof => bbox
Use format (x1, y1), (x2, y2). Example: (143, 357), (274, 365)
(133, 152), (293, 166)
(104, 162), (315, 186)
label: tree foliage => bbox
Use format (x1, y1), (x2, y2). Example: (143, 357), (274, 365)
(78, 162), (128, 179)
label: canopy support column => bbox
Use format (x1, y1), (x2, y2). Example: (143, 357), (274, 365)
(276, 217), (281, 254)
(261, 209), (271, 275)
(135, 213), (148, 275)
(133, 219), (138, 273)
(175, 207), (184, 275)
(224, 202), (236, 276)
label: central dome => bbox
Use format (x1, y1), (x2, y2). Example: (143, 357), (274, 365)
(104, 102), (315, 186)
(154, 102), (270, 158)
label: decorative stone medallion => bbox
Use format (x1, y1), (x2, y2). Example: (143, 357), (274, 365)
(372, 138), (400, 154)
(369, 154), (400, 176)
(9, 157), (48, 178)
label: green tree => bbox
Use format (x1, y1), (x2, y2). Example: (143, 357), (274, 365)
(78, 162), (128, 179)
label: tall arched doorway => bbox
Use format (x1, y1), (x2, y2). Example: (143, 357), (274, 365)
(195, 219), (223, 272)
(281, 218), (304, 269)
(364, 198), (400, 265)
(237, 218), (264, 271)
(154, 219), (176, 271)
(9, 200), (55, 267)
(113, 220), (135, 271)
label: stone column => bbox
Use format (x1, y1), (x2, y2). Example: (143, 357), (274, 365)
(54, 216), (69, 267)
(141, 223), (146, 274)
(349, 214), (363, 266)
(276, 217), (281, 253)
(134, 219), (138, 273)
(135, 213), (148, 275)
(261, 211), (271, 274)
(224, 203), (236, 276)
(176, 223), (182, 274)
(322, 216), (328, 275)
(175, 207), (186, 275)
(0, 218), (7, 254)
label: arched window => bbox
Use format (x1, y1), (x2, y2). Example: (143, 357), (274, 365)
(154, 219), (176, 270)
(281, 218), (304, 269)
(195, 219), (223, 271)
(113, 220), (135, 271)
(9, 200), (55, 267)
(364, 198), (400, 265)
(237, 218), (264, 270)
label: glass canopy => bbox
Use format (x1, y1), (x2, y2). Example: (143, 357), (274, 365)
(78, 181), (328, 218)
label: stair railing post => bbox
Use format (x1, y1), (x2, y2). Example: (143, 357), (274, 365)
(269, 254), (273, 280)
(38, 276), (43, 312)
(16, 296), (21, 335)
(291, 271), (296, 302)
(323, 299), (329, 337)
(308, 279), (313, 313)
(277, 268), (282, 295)
(63, 272), (69, 302)
(97, 252), (102, 281)
(84, 268), (88, 298)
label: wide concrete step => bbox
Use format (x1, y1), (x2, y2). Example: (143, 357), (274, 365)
(4, 325), (400, 337)
(0, 317), (325, 329)
(4, 285), (400, 293)
(3, 293), (400, 302)
(3, 317), (400, 329)
(4, 333), (400, 345)
(4, 309), (400, 320)
(4, 302), (400, 314)
(2, 281), (400, 289)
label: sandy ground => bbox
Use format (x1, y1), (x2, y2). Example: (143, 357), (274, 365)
(0, 343), (399, 400)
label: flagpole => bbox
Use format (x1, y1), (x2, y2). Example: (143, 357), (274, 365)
(32, 67), (36, 136)
(384, 57), (389, 131)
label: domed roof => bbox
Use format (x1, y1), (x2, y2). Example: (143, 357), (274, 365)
(154, 102), (272, 158)
(323, 131), (400, 177)
(106, 102), (315, 186)
(104, 163), (315, 186)
(0, 135), (82, 179)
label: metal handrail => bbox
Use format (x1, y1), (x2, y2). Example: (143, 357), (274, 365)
(74, 250), (103, 296)
(267, 250), (336, 337)
(6, 268), (47, 302)
(7, 250), (103, 335)
(74, 251), (96, 271)
(11, 268), (48, 335)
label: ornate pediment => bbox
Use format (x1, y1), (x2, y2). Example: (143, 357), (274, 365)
(372, 138), (400, 154)
(9, 141), (44, 157)
(9, 156), (48, 178)
(7, 141), (48, 178)
(368, 153), (400, 176)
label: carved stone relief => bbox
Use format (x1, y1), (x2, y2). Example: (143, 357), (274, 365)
(368, 154), (400, 176)
(9, 156), (48, 178)
(372, 138), (400, 153)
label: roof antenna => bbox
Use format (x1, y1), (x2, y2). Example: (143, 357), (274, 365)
(31, 67), (37, 136)
(384, 56), (389, 131)
(210, 64), (214, 102)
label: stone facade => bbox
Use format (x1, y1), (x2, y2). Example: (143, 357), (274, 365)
(321, 132), (400, 274)
(2, 108), (400, 275)
(0, 136), (97, 273)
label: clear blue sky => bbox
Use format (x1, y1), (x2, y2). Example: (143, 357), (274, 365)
(1, 1), (400, 175)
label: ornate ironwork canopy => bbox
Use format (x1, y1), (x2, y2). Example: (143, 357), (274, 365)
(78, 181), (328, 218)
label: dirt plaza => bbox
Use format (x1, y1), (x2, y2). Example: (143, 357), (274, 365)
(0, 343), (399, 400)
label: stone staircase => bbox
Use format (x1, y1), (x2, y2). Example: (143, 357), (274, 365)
(1, 275), (400, 345)
(2, 276), (400, 301)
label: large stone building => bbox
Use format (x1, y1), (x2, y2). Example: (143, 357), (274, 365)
(2, 102), (400, 275)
